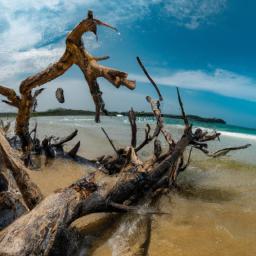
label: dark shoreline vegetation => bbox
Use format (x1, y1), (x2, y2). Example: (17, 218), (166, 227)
(0, 108), (226, 124)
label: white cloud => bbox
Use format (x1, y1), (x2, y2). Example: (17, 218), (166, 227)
(0, 0), (227, 83)
(0, 33), (101, 82)
(164, 0), (227, 29)
(0, 46), (64, 82)
(0, 0), (228, 107)
(132, 68), (256, 101)
(0, 0), (151, 84)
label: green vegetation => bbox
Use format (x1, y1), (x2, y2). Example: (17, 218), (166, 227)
(0, 108), (226, 124)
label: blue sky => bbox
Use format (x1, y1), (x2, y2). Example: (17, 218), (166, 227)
(0, 0), (256, 128)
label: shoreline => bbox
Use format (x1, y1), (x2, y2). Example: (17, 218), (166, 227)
(0, 108), (226, 124)
(24, 115), (256, 165)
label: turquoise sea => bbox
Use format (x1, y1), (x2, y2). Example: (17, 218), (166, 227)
(165, 117), (256, 137)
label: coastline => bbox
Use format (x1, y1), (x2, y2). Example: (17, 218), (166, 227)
(22, 115), (255, 165)
(0, 108), (226, 124)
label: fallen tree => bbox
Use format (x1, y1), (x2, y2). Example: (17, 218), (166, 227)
(0, 10), (252, 256)
(0, 83), (250, 255)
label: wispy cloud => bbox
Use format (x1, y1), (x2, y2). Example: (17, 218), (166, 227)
(0, 0), (227, 83)
(164, 0), (227, 29)
(132, 68), (256, 102)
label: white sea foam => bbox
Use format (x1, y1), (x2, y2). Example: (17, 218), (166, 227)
(42, 116), (256, 142)
(219, 131), (256, 140)
(168, 124), (184, 129)
(123, 117), (156, 124)
(73, 118), (94, 121)
(193, 126), (256, 140)
(58, 117), (95, 122)
(59, 118), (71, 122)
(166, 124), (256, 141)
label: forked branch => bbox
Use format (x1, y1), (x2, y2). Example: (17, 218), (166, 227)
(0, 10), (136, 152)
(136, 57), (163, 101)
(176, 87), (189, 128)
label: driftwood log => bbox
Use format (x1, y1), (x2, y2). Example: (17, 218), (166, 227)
(0, 84), (250, 255)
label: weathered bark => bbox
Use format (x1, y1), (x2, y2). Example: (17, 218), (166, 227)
(0, 120), (11, 135)
(0, 130), (42, 209)
(0, 126), (208, 255)
(0, 152), (175, 255)
(0, 153), (28, 230)
(128, 108), (137, 148)
(67, 141), (81, 158)
(0, 86), (20, 108)
(51, 129), (78, 148)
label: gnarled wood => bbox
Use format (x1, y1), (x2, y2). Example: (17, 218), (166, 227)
(0, 10), (135, 152)
(0, 130), (42, 209)
(0, 87), (251, 255)
(0, 166), (28, 230)
(0, 86), (20, 108)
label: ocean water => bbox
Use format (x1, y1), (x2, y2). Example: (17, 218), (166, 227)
(28, 115), (256, 165)
(15, 115), (256, 256)
(164, 117), (256, 140)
